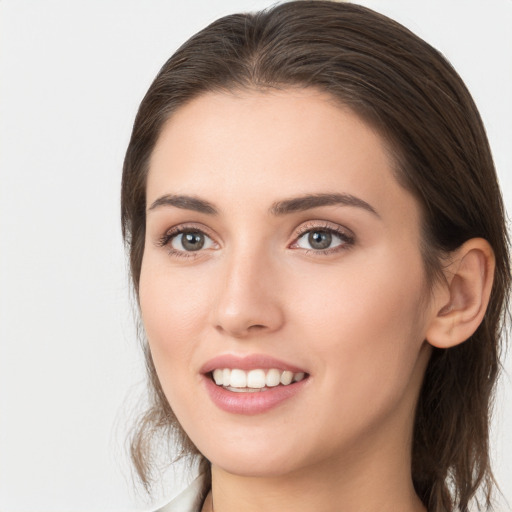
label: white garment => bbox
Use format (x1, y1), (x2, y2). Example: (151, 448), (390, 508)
(155, 473), (206, 512)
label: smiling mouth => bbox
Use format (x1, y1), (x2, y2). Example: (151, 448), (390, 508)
(210, 368), (308, 392)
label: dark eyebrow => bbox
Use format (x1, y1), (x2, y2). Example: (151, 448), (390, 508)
(147, 194), (218, 215)
(270, 193), (380, 217)
(147, 192), (379, 218)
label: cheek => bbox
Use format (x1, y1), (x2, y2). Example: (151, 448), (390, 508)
(282, 254), (429, 455)
(138, 264), (211, 434)
(297, 246), (426, 333)
(138, 255), (211, 382)
(293, 247), (428, 398)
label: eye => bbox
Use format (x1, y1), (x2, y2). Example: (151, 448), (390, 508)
(298, 230), (336, 250)
(292, 224), (354, 253)
(171, 231), (213, 251)
(157, 226), (218, 257)
(170, 230), (215, 252)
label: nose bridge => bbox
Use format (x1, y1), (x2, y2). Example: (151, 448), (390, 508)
(213, 238), (284, 337)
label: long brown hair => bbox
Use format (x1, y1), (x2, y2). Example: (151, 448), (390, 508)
(121, 2), (510, 510)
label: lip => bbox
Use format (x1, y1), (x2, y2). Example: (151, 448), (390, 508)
(202, 374), (309, 415)
(200, 354), (310, 415)
(200, 353), (307, 374)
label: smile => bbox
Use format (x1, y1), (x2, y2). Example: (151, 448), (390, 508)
(201, 354), (310, 414)
(211, 368), (306, 391)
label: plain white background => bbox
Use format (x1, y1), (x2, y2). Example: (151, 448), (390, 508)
(0, 1), (511, 511)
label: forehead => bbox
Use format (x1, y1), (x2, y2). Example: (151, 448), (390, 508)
(147, 88), (419, 228)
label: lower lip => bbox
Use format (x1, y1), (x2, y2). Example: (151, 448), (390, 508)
(202, 375), (309, 415)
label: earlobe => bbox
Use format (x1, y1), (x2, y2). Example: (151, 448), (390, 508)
(425, 238), (495, 349)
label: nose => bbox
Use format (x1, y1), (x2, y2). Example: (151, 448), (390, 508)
(212, 246), (285, 339)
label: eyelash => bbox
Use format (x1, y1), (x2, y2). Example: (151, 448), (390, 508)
(293, 222), (355, 255)
(156, 222), (355, 259)
(156, 225), (216, 259)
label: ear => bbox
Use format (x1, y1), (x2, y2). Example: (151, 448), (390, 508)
(425, 238), (495, 349)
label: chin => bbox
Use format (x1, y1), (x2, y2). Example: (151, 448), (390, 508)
(195, 429), (320, 479)
(211, 454), (300, 478)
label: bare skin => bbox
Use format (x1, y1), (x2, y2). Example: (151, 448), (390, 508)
(141, 88), (494, 512)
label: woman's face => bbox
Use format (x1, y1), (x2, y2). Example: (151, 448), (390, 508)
(140, 89), (435, 478)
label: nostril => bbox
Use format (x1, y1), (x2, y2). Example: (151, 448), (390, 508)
(248, 324), (266, 331)
(215, 323), (267, 338)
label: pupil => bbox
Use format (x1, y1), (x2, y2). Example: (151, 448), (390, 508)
(182, 232), (204, 251)
(308, 231), (332, 250)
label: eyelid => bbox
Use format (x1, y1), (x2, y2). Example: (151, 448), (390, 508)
(293, 220), (355, 240)
(158, 222), (217, 240)
(155, 222), (220, 253)
(289, 220), (355, 252)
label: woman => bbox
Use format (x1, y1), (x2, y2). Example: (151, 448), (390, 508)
(121, 2), (510, 511)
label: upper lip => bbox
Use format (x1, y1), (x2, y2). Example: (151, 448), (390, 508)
(200, 354), (308, 375)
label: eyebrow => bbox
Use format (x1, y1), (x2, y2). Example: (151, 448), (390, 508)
(148, 194), (218, 215)
(270, 193), (380, 217)
(147, 192), (379, 218)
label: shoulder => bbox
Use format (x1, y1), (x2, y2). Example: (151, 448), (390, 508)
(154, 473), (206, 512)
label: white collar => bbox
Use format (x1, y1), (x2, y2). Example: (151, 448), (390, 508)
(155, 473), (206, 512)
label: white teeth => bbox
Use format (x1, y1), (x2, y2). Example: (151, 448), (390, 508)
(211, 368), (307, 390)
(213, 369), (224, 385)
(293, 372), (305, 382)
(247, 369), (266, 388)
(280, 370), (293, 385)
(265, 368), (281, 387)
(229, 369), (247, 388)
(224, 386), (262, 393)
